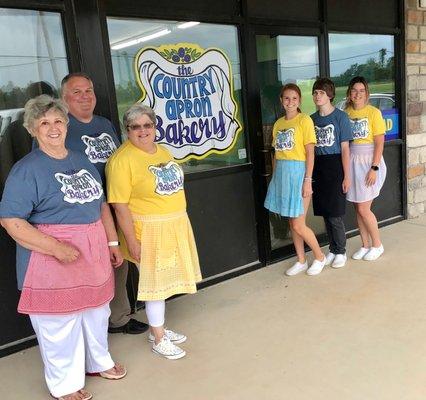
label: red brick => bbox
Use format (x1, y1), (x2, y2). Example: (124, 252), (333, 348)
(408, 102), (423, 116)
(408, 10), (423, 24)
(408, 164), (424, 179)
(407, 40), (420, 53)
(408, 116), (421, 134)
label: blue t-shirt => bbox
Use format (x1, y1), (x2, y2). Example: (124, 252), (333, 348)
(66, 114), (121, 184)
(0, 149), (104, 289)
(310, 108), (353, 156)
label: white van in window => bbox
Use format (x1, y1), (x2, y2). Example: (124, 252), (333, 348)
(335, 93), (395, 111)
(0, 108), (24, 138)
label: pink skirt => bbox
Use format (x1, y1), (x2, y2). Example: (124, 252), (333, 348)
(18, 220), (114, 315)
(346, 143), (387, 203)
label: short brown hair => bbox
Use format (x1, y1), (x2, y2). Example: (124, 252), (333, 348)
(312, 78), (335, 102)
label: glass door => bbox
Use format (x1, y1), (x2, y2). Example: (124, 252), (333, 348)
(255, 34), (326, 259)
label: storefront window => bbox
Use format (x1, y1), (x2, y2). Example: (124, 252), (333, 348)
(107, 18), (247, 172)
(0, 8), (68, 194)
(329, 33), (398, 140)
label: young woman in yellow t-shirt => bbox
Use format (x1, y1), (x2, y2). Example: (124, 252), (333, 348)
(264, 83), (326, 276)
(344, 76), (387, 261)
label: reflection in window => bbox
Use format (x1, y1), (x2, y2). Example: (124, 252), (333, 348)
(0, 8), (68, 193)
(329, 33), (395, 108)
(329, 33), (397, 140)
(256, 35), (319, 125)
(107, 18), (247, 173)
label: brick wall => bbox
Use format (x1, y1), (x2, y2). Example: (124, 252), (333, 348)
(406, 0), (426, 217)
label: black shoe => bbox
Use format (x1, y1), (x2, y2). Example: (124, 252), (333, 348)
(108, 318), (149, 334)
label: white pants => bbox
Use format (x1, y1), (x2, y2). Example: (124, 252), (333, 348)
(145, 300), (165, 327)
(30, 303), (115, 397)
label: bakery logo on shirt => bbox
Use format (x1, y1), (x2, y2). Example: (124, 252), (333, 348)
(81, 133), (117, 163)
(55, 169), (103, 204)
(149, 161), (184, 196)
(315, 124), (335, 147)
(275, 128), (295, 151)
(350, 118), (369, 139)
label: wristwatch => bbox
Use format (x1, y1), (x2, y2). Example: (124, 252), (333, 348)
(371, 165), (379, 171)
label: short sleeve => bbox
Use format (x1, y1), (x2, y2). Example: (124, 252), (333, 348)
(84, 160), (105, 202)
(302, 115), (316, 145)
(271, 121), (279, 148)
(106, 155), (132, 203)
(159, 145), (175, 162)
(0, 163), (37, 219)
(372, 107), (386, 136)
(338, 111), (353, 142)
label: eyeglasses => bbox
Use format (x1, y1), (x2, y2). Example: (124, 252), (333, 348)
(127, 122), (155, 131)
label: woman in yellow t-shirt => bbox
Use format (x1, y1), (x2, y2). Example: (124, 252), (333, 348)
(106, 104), (201, 360)
(264, 83), (325, 276)
(344, 76), (387, 261)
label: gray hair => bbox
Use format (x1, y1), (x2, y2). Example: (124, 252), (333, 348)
(61, 72), (92, 94)
(123, 104), (156, 128)
(23, 95), (69, 135)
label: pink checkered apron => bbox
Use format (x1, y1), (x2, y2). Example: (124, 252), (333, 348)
(18, 220), (114, 315)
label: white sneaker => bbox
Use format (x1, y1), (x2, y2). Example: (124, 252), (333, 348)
(148, 329), (187, 344)
(285, 261), (308, 276)
(331, 253), (347, 268)
(352, 247), (370, 260)
(306, 256), (326, 275)
(363, 245), (384, 261)
(324, 252), (336, 266)
(152, 336), (186, 360)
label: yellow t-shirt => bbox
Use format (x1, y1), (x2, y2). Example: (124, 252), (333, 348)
(272, 113), (316, 161)
(106, 141), (186, 215)
(345, 104), (386, 144)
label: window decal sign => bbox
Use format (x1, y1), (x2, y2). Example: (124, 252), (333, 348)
(381, 108), (399, 141)
(135, 43), (242, 161)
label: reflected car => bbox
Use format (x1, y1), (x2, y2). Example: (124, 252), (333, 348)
(0, 108), (24, 138)
(335, 93), (395, 111)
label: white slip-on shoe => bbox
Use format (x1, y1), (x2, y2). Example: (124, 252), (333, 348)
(324, 252), (336, 266)
(352, 247), (370, 260)
(148, 329), (187, 344)
(331, 253), (347, 268)
(285, 261), (308, 276)
(363, 245), (384, 261)
(306, 256), (326, 276)
(152, 336), (186, 360)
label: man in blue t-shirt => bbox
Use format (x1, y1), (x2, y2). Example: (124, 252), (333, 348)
(61, 72), (148, 334)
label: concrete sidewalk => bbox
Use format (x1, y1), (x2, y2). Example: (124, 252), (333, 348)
(1, 216), (426, 400)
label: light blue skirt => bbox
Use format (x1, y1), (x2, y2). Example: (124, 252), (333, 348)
(264, 159), (305, 218)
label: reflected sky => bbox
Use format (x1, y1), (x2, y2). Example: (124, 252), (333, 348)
(107, 18), (242, 89)
(0, 8), (68, 90)
(329, 33), (394, 76)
